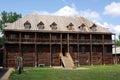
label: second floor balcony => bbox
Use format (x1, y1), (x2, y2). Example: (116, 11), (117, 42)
(5, 38), (115, 44)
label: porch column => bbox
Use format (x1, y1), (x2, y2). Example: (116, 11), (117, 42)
(60, 33), (62, 53)
(114, 34), (117, 64)
(50, 33), (52, 67)
(90, 34), (93, 65)
(67, 33), (69, 53)
(77, 34), (80, 66)
(19, 32), (21, 56)
(102, 34), (105, 65)
(34, 33), (37, 67)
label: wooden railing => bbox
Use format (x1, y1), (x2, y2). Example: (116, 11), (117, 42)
(79, 39), (90, 43)
(5, 38), (114, 44)
(5, 38), (19, 42)
(21, 38), (35, 42)
(37, 39), (50, 42)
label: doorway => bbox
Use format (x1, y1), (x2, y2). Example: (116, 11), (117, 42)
(62, 48), (66, 56)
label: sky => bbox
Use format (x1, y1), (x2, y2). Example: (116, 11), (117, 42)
(0, 0), (120, 38)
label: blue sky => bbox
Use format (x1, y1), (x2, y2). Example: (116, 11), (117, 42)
(0, 0), (120, 37)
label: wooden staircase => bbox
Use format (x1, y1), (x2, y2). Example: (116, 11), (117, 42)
(60, 53), (74, 69)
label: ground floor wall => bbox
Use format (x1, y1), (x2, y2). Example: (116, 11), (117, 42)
(4, 44), (114, 67)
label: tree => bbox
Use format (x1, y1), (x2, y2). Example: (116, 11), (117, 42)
(0, 11), (21, 31)
(0, 11), (21, 44)
(115, 34), (120, 46)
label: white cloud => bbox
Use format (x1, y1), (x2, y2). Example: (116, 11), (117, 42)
(113, 25), (120, 33)
(53, 6), (79, 16)
(104, 2), (120, 17)
(32, 5), (120, 39)
(35, 5), (100, 22)
(96, 21), (120, 39)
(80, 9), (100, 22)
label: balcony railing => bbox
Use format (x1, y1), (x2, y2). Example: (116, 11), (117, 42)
(69, 39), (78, 44)
(5, 38), (19, 42)
(51, 39), (60, 43)
(37, 38), (50, 42)
(21, 38), (35, 42)
(92, 39), (102, 43)
(79, 39), (90, 43)
(5, 38), (115, 44)
(104, 40), (115, 44)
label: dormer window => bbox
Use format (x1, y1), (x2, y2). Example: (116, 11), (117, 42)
(78, 23), (86, 31)
(37, 21), (44, 30)
(67, 23), (74, 30)
(90, 24), (97, 32)
(24, 21), (31, 30)
(50, 22), (57, 30)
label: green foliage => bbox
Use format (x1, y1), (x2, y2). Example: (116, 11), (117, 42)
(0, 11), (21, 30)
(0, 37), (4, 44)
(10, 65), (120, 80)
(115, 40), (120, 46)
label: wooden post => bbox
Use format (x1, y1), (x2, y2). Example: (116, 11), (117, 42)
(50, 33), (52, 67)
(114, 34), (117, 64)
(67, 33), (69, 53)
(60, 33), (62, 53)
(90, 34), (93, 65)
(3, 32), (7, 67)
(34, 33), (37, 67)
(77, 34), (80, 66)
(102, 34), (105, 65)
(19, 32), (21, 56)
(3, 44), (7, 68)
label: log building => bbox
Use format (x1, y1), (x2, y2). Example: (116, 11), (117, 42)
(3, 13), (115, 67)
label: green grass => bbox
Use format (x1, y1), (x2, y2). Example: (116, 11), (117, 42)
(10, 65), (120, 80)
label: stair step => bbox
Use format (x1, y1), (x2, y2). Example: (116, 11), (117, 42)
(60, 53), (74, 69)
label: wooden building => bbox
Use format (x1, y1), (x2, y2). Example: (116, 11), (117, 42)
(113, 46), (120, 64)
(3, 13), (115, 67)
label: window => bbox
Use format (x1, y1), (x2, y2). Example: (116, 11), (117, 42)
(81, 36), (85, 40)
(70, 35), (74, 39)
(10, 34), (15, 39)
(67, 23), (74, 30)
(69, 46), (73, 53)
(37, 21), (44, 30)
(52, 35), (57, 40)
(24, 21), (31, 30)
(51, 26), (57, 30)
(50, 22), (57, 30)
(24, 35), (29, 39)
(93, 46), (96, 52)
(90, 24), (97, 32)
(81, 46), (85, 53)
(79, 23), (86, 31)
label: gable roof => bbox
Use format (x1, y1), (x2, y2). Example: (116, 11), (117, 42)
(4, 13), (112, 33)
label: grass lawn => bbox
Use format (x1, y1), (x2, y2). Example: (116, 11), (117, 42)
(9, 65), (120, 80)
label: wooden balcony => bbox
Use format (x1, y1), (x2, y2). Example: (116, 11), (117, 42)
(62, 39), (67, 44)
(37, 39), (50, 44)
(79, 39), (90, 44)
(92, 39), (102, 44)
(21, 38), (35, 42)
(5, 38), (19, 43)
(51, 39), (61, 44)
(69, 39), (78, 44)
(4, 38), (114, 45)
(104, 40), (114, 44)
